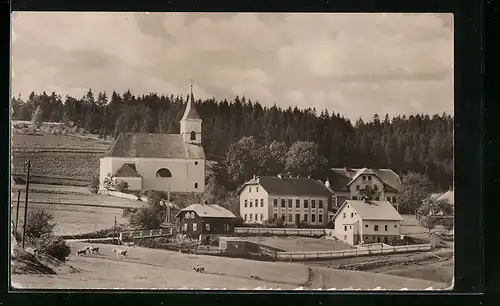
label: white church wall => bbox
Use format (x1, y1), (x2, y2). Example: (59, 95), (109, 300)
(106, 157), (205, 193)
(180, 119), (202, 144)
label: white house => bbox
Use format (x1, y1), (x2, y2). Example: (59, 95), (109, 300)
(237, 175), (334, 226)
(331, 200), (404, 246)
(99, 86), (206, 193)
(328, 168), (402, 209)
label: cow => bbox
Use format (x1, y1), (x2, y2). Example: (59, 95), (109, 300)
(113, 249), (127, 258)
(76, 249), (87, 256)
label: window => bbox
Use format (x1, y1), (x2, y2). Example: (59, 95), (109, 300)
(374, 225), (379, 232)
(191, 212), (195, 218)
(183, 223), (188, 232)
(260, 199), (264, 207)
(244, 200), (248, 207)
(244, 214), (247, 221)
(295, 214), (300, 223)
(384, 225), (388, 231)
(190, 131), (196, 140)
(255, 214), (258, 221)
(356, 185), (360, 190)
(156, 168), (172, 178)
(347, 205), (350, 208)
(368, 176), (372, 181)
(319, 200), (323, 209)
(249, 187), (252, 193)
(281, 199), (286, 207)
(304, 214), (308, 222)
(351, 212), (354, 218)
(344, 226), (347, 231)
(185, 212), (191, 219)
(224, 224), (230, 232)
(194, 183), (198, 189)
(312, 200), (316, 208)
(281, 215), (285, 222)
(194, 161), (198, 165)
(352, 196), (358, 200)
(260, 213), (263, 221)
(365, 224), (368, 228)
(349, 225), (352, 229)
(288, 214), (293, 222)
(256, 187), (259, 192)
(386, 197), (391, 202)
(273, 213), (278, 220)
(250, 201), (253, 208)
(394, 224), (397, 228)
(288, 199), (293, 208)
(296, 199), (300, 208)
(311, 214), (316, 222)
(362, 176), (366, 181)
(344, 235), (347, 240)
(193, 223), (197, 231)
(304, 200), (309, 208)
(319, 215), (323, 223)
(250, 214), (253, 221)
(273, 199), (278, 207)
(392, 197), (397, 203)
(205, 224), (210, 231)
(343, 213), (346, 218)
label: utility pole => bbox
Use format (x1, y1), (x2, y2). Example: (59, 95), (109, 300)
(14, 189), (21, 234)
(22, 160), (31, 249)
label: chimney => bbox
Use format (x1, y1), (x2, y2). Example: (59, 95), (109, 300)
(325, 179), (331, 189)
(253, 175), (256, 180)
(277, 174), (282, 179)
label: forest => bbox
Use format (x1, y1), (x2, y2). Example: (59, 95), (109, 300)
(11, 90), (454, 192)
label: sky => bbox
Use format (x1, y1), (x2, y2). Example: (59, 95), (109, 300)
(11, 12), (454, 122)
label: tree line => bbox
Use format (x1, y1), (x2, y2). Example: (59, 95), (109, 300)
(11, 90), (453, 192)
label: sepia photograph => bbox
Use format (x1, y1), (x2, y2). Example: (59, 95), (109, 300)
(10, 12), (454, 290)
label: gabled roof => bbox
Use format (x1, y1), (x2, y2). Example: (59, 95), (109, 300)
(330, 168), (402, 192)
(181, 89), (201, 120)
(238, 176), (333, 197)
(114, 163), (142, 178)
(437, 190), (454, 206)
(175, 204), (236, 219)
(104, 133), (205, 159)
(333, 200), (404, 222)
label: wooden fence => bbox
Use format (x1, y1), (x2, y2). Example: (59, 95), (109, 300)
(275, 243), (432, 261)
(234, 227), (328, 236)
(119, 228), (173, 241)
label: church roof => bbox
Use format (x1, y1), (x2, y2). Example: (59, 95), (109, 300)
(105, 133), (205, 159)
(181, 88), (201, 120)
(114, 163), (142, 178)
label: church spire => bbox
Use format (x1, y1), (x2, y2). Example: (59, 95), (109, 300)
(181, 81), (201, 120)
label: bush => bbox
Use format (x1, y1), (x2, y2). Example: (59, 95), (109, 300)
(29, 234), (71, 261)
(25, 209), (57, 239)
(88, 177), (99, 194)
(122, 207), (138, 217)
(115, 181), (129, 193)
(103, 173), (115, 190)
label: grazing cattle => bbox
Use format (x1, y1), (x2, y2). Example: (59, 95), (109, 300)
(192, 265), (204, 273)
(89, 246), (100, 254)
(113, 249), (127, 258)
(76, 249), (87, 256)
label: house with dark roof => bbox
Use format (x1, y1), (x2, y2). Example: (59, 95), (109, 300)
(99, 85), (206, 193)
(331, 200), (404, 246)
(237, 175), (334, 227)
(328, 168), (403, 209)
(175, 203), (237, 244)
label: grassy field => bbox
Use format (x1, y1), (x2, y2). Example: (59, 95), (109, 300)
(10, 188), (145, 235)
(12, 202), (128, 236)
(11, 133), (111, 150)
(11, 132), (110, 183)
(11, 242), (449, 290)
(383, 259), (454, 284)
(240, 236), (355, 252)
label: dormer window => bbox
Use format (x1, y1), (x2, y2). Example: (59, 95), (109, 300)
(368, 176), (372, 181)
(190, 131), (196, 140)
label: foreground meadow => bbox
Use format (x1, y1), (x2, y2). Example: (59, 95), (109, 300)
(12, 242), (449, 290)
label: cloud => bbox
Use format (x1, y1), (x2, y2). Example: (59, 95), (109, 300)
(11, 12), (453, 121)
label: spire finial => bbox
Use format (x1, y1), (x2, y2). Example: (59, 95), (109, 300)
(190, 78), (193, 94)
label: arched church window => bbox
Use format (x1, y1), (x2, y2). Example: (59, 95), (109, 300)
(190, 131), (196, 140)
(156, 168), (172, 178)
(194, 182), (198, 189)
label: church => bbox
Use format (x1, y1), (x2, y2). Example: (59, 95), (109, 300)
(99, 86), (206, 193)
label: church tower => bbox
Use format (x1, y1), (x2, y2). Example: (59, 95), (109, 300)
(180, 84), (202, 145)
